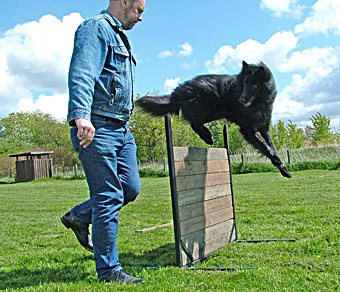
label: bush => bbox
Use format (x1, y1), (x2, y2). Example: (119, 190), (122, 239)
(139, 168), (169, 177)
(69, 173), (86, 180)
(231, 162), (277, 174)
(289, 160), (340, 171)
(230, 159), (340, 175)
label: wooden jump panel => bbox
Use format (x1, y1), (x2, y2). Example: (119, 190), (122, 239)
(171, 145), (236, 266)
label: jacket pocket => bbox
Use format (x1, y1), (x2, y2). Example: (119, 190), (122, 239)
(111, 44), (130, 72)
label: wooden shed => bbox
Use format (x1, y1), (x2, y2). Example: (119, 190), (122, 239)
(9, 151), (54, 182)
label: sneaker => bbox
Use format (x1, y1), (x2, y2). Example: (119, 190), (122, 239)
(61, 212), (93, 252)
(100, 270), (145, 284)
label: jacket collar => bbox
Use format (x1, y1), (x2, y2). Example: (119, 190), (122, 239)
(100, 10), (123, 30)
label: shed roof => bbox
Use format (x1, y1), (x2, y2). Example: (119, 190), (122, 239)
(9, 151), (54, 159)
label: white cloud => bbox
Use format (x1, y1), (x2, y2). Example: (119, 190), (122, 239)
(158, 50), (174, 59)
(164, 77), (181, 94)
(158, 42), (193, 59)
(18, 93), (69, 121)
(181, 60), (198, 71)
(260, 0), (304, 18)
(0, 12), (83, 118)
(273, 46), (340, 128)
(178, 42), (193, 57)
(205, 31), (298, 73)
(270, 0), (340, 129)
(279, 47), (338, 73)
(294, 0), (340, 36)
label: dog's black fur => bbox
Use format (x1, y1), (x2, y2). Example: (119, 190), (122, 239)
(136, 61), (291, 178)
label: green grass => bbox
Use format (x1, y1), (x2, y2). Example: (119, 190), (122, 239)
(0, 170), (339, 291)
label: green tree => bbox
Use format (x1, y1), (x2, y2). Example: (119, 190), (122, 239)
(171, 115), (207, 148)
(270, 120), (288, 149)
(0, 125), (34, 154)
(286, 120), (306, 149)
(130, 108), (166, 162)
(223, 123), (248, 154)
(0, 111), (74, 167)
(310, 112), (336, 145)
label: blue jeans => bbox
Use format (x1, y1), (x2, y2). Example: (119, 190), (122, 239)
(69, 114), (141, 278)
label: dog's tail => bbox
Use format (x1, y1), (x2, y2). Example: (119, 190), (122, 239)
(135, 95), (179, 116)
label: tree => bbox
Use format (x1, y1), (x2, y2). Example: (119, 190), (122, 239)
(270, 120), (288, 149)
(0, 111), (74, 167)
(221, 123), (247, 154)
(130, 108), (166, 162)
(310, 112), (336, 145)
(171, 114), (207, 148)
(286, 120), (306, 149)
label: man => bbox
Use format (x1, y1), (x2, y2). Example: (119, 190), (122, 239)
(61, 0), (145, 284)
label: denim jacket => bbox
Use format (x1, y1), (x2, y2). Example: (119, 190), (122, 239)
(67, 10), (136, 124)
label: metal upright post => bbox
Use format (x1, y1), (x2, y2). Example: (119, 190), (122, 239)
(223, 125), (238, 241)
(164, 115), (182, 266)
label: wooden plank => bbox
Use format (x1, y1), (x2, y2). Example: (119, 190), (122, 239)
(174, 160), (229, 176)
(34, 159), (51, 180)
(179, 207), (234, 236)
(177, 184), (232, 207)
(185, 230), (236, 258)
(173, 147), (228, 162)
(181, 219), (235, 244)
(135, 222), (173, 233)
(176, 172), (230, 191)
(178, 195), (233, 221)
(180, 225), (237, 266)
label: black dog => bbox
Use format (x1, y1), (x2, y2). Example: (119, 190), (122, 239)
(136, 61), (291, 178)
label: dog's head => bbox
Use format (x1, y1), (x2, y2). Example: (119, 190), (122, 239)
(239, 61), (276, 107)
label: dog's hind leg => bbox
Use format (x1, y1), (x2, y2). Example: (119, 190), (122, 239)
(191, 123), (214, 145)
(240, 128), (291, 178)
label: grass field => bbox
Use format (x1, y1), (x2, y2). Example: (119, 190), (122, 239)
(0, 170), (339, 291)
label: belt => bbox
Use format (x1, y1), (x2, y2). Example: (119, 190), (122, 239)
(92, 114), (127, 125)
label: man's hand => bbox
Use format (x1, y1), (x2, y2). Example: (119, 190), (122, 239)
(75, 118), (95, 148)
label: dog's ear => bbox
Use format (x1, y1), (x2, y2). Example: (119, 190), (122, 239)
(241, 60), (251, 73)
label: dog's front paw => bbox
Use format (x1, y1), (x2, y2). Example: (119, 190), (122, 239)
(279, 164), (292, 178)
(201, 136), (213, 145)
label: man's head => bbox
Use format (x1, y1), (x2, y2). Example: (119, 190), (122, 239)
(108, 0), (145, 30)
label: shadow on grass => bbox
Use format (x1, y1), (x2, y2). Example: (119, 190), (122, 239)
(120, 243), (177, 269)
(0, 244), (177, 290)
(0, 265), (91, 290)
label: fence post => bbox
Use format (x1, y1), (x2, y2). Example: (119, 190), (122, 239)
(241, 154), (245, 169)
(287, 150), (291, 167)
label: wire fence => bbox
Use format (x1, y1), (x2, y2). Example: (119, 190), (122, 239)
(2, 145), (340, 179)
(229, 145), (340, 166)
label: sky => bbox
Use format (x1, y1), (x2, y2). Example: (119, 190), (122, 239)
(1, 0), (340, 130)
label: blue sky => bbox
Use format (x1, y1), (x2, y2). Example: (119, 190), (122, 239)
(1, 0), (340, 130)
